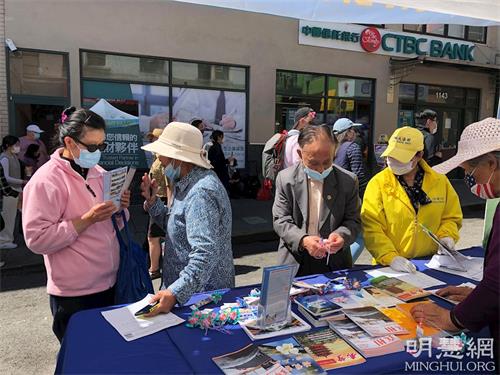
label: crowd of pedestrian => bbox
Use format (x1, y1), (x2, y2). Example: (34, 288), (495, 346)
(2, 104), (498, 363)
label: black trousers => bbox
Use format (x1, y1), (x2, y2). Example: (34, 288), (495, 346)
(49, 286), (115, 343)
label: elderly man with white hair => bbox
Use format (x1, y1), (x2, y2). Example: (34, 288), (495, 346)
(140, 122), (235, 315)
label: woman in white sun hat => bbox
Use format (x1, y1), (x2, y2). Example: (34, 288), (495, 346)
(411, 117), (500, 365)
(140, 122), (235, 316)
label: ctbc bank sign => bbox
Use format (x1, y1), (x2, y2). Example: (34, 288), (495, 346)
(299, 21), (475, 62)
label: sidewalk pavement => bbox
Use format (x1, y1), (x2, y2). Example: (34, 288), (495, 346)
(0, 179), (483, 273)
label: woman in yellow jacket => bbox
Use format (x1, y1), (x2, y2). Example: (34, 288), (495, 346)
(361, 127), (462, 272)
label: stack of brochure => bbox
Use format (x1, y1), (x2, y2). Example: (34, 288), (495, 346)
(341, 306), (409, 337)
(294, 295), (344, 327)
(379, 302), (444, 343)
(239, 312), (311, 341)
(294, 328), (366, 371)
(328, 315), (404, 357)
(369, 276), (430, 302)
(213, 337), (326, 375)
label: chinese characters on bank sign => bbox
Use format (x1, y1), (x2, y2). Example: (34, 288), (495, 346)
(300, 24), (475, 62)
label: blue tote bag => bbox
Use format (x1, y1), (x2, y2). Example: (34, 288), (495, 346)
(111, 211), (154, 304)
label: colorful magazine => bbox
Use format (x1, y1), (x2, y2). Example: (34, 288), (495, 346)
(324, 289), (381, 309)
(379, 302), (443, 342)
(295, 295), (342, 317)
(342, 306), (408, 337)
(328, 315), (404, 357)
(362, 286), (402, 308)
(212, 344), (285, 375)
(240, 312), (311, 341)
(297, 305), (344, 328)
(369, 276), (430, 302)
(294, 328), (366, 370)
(259, 337), (326, 374)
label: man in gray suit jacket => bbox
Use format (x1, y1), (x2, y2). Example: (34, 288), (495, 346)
(272, 125), (361, 276)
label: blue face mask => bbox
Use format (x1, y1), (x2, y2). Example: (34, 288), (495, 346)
(164, 161), (181, 182)
(34, 133), (41, 140)
(304, 165), (333, 181)
(74, 149), (101, 169)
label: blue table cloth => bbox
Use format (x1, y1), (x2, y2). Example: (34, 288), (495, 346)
(56, 247), (494, 374)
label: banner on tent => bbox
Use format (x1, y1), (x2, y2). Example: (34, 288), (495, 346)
(299, 21), (475, 62)
(102, 124), (147, 169)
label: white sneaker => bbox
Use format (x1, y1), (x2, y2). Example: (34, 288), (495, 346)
(0, 242), (17, 249)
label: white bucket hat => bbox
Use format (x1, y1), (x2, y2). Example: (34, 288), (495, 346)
(433, 117), (500, 174)
(141, 122), (212, 169)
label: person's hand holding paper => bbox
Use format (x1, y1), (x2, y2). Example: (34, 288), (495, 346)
(119, 190), (131, 211)
(437, 236), (455, 254)
(390, 256), (417, 273)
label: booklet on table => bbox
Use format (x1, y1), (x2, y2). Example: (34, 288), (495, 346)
(369, 276), (431, 302)
(294, 328), (366, 370)
(328, 315), (404, 357)
(342, 306), (409, 337)
(240, 312), (311, 341)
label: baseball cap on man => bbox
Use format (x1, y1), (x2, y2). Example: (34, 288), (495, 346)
(294, 107), (315, 123)
(417, 109), (437, 121)
(333, 118), (362, 134)
(381, 126), (424, 163)
(26, 124), (44, 133)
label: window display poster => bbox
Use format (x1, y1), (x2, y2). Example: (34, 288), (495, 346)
(172, 88), (246, 168)
(83, 82), (169, 169)
(398, 110), (414, 127)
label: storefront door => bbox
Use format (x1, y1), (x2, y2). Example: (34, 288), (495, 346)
(434, 108), (463, 178)
(9, 96), (67, 151)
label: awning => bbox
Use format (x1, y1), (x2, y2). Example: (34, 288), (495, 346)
(172, 0), (500, 26)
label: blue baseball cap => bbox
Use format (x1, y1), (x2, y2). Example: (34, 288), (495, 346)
(332, 118), (362, 134)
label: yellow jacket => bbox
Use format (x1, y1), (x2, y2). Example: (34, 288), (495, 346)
(361, 160), (462, 265)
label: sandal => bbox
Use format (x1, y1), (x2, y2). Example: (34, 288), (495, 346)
(149, 269), (161, 280)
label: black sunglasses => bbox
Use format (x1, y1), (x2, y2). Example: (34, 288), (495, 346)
(74, 138), (108, 153)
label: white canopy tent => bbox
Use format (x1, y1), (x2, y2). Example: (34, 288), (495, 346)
(172, 0), (500, 25)
(89, 99), (138, 122)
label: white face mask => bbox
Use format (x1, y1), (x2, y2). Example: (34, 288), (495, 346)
(430, 127), (438, 135)
(387, 157), (415, 176)
(12, 146), (20, 154)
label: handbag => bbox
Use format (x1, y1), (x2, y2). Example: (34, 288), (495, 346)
(112, 210), (154, 304)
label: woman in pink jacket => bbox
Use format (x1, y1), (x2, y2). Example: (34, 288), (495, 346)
(22, 107), (130, 342)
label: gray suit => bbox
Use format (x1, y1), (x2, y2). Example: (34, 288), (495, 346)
(272, 163), (361, 276)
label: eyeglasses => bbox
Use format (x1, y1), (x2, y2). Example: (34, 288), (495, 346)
(74, 138), (108, 153)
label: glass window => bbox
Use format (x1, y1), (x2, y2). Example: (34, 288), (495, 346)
(467, 26), (486, 43)
(9, 51), (68, 97)
(417, 85), (465, 106)
(403, 24), (425, 33)
(448, 25), (465, 39)
(275, 95), (324, 130)
(81, 52), (169, 84)
(328, 77), (372, 98)
(398, 83), (416, 101)
(276, 71), (325, 96)
(466, 89), (480, 107)
(426, 24), (445, 35)
(171, 61), (246, 90)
